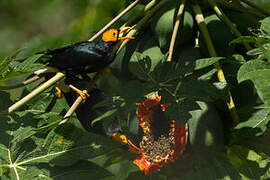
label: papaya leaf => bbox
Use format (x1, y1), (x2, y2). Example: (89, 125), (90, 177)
(227, 145), (270, 180)
(13, 54), (45, 73)
(194, 57), (224, 70)
(226, 54), (246, 65)
(104, 160), (140, 180)
(260, 17), (270, 40)
(142, 46), (164, 71)
(247, 44), (270, 56)
(27, 161), (113, 180)
(0, 122), (118, 180)
(0, 48), (25, 74)
(151, 61), (183, 86)
(0, 56), (12, 75)
(232, 108), (270, 142)
(0, 50), (44, 81)
(242, 132), (270, 158)
(91, 108), (118, 126)
(177, 81), (229, 102)
(129, 52), (152, 80)
(164, 98), (199, 125)
(229, 36), (257, 45)
(238, 60), (270, 105)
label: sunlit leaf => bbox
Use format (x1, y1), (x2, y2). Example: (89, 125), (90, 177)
(227, 145), (270, 180)
(194, 57), (224, 70)
(260, 17), (270, 39)
(238, 60), (270, 104)
(232, 108), (270, 142)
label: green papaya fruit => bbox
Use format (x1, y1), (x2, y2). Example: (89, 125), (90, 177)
(151, 1), (194, 52)
(199, 14), (235, 57)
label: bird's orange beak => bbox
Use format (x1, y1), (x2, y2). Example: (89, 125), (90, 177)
(119, 36), (135, 40)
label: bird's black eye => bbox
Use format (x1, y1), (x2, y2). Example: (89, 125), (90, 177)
(112, 32), (116, 36)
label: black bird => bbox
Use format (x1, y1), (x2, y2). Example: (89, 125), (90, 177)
(36, 27), (133, 78)
(33, 27), (134, 99)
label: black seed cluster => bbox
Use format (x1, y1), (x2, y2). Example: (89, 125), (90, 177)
(140, 105), (175, 163)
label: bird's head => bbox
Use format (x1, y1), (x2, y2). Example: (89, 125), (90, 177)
(102, 26), (134, 43)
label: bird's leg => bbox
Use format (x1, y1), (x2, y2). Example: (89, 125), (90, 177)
(68, 84), (90, 102)
(55, 86), (64, 98)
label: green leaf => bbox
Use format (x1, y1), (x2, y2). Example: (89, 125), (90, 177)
(164, 98), (199, 125)
(141, 46), (164, 71)
(129, 52), (152, 80)
(247, 44), (270, 56)
(261, 168), (270, 180)
(91, 108), (117, 126)
(0, 48), (25, 75)
(238, 60), (270, 104)
(177, 81), (229, 102)
(227, 145), (270, 179)
(151, 61), (183, 87)
(232, 108), (270, 142)
(197, 68), (217, 80)
(14, 54), (44, 72)
(0, 56), (12, 75)
(0, 49), (45, 81)
(43, 161), (113, 180)
(229, 54), (246, 64)
(0, 113), (118, 179)
(194, 57), (224, 70)
(260, 17), (270, 39)
(230, 36), (257, 45)
(103, 160), (139, 180)
(242, 131), (270, 158)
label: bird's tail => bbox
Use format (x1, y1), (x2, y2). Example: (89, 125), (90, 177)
(33, 66), (59, 76)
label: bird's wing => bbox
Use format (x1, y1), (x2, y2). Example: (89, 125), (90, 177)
(45, 41), (90, 55)
(48, 41), (108, 71)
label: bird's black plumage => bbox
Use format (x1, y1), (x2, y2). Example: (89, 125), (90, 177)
(33, 28), (134, 82)
(46, 40), (118, 76)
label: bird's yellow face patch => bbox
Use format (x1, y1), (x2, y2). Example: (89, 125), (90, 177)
(102, 29), (119, 42)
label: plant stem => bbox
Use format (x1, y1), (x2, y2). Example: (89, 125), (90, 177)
(208, 0), (252, 51)
(59, 72), (101, 124)
(118, 0), (169, 53)
(167, 0), (187, 62)
(59, 96), (83, 124)
(239, 0), (270, 16)
(60, 1), (141, 123)
(123, 0), (159, 27)
(216, 0), (265, 17)
(232, 0), (260, 27)
(88, 0), (140, 41)
(8, 72), (65, 113)
(192, 3), (239, 124)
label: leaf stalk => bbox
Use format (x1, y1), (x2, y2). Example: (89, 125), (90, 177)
(8, 72), (65, 113)
(167, 0), (187, 62)
(208, 0), (252, 51)
(192, 2), (239, 124)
